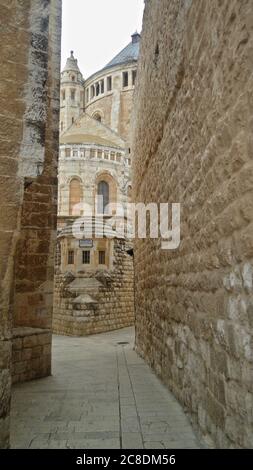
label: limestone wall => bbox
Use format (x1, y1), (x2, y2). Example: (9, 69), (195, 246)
(0, 0), (61, 448)
(12, 328), (51, 385)
(53, 239), (135, 336)
(132, 0), (253, 448)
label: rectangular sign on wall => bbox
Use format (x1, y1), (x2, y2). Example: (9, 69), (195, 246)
(79, 239), (93, 248)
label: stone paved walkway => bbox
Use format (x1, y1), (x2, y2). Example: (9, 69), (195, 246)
(11, 327), (201, 449)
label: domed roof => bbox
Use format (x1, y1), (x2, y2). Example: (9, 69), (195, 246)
(104, 32), (141, 70)
(63, 51), (81, 73)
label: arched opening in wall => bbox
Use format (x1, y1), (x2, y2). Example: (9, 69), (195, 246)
(97, 180), (109, 214)
(92, 112), (102, 123)
(69, 177), (83, 215)
(127, 184), (133, 202)
(95, 172), (117, 216)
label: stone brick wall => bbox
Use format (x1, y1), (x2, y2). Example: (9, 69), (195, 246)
(12, 328), (51, 385)
(53, 239), (135, 335)
(0, 0), (61, 448)
(85, 95), (113, 129)
(132, 0), (253, 448)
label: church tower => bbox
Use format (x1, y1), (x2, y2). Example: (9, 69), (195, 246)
(60, 51), (84, 134)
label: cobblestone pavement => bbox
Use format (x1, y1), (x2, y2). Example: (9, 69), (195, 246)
(11, 327), (201, 449)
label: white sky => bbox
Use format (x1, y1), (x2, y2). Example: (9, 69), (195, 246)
(61, 0), (145, 79)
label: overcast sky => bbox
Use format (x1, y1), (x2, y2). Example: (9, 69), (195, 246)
(61, 0), (145, 79)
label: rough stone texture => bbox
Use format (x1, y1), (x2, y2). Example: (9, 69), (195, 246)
(0, 0), (61, 448)
(53, 239), (135, 336)
(12, 328), (51, 385)
(132, 0), (253, 449)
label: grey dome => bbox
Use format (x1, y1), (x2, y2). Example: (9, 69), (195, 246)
(104, 32), (141, 70)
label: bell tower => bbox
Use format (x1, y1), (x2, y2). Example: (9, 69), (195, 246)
(60, 51), (84, 134)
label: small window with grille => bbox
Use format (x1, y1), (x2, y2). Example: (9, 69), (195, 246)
(99, 251), (106, 265)
(82, 251), (90, 264)
(68, 250), (74, 265)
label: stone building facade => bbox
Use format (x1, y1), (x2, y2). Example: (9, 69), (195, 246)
(53, 35), (139, 335)
(53, 222), (134, 336)
(0, 0), (61, 448)
(132, 0), (253, 448)
(60, 32), (140, 145)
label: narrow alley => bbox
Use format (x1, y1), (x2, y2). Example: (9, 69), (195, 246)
(11, 328), (201, 449)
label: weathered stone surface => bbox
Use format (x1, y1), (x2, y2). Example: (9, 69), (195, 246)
(0, 0), (62, 448)
(132, 0), (253, 449)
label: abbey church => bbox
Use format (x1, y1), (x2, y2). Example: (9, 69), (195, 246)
(53, 34), (141, 336)
(1, 0), (253, 451)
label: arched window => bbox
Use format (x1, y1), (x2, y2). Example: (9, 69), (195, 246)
(97, 181), (109, 214)
(127, 185), (132, 201)
(93, 113), (102, 122)
(69, 178), (82, 215)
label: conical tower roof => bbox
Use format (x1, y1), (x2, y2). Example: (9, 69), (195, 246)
(63, 51), (81, 73)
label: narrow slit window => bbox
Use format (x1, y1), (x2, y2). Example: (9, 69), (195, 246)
(123, 71), (128, 87)
(132, 70), (137, 86)
(107, 76), (112, 91)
